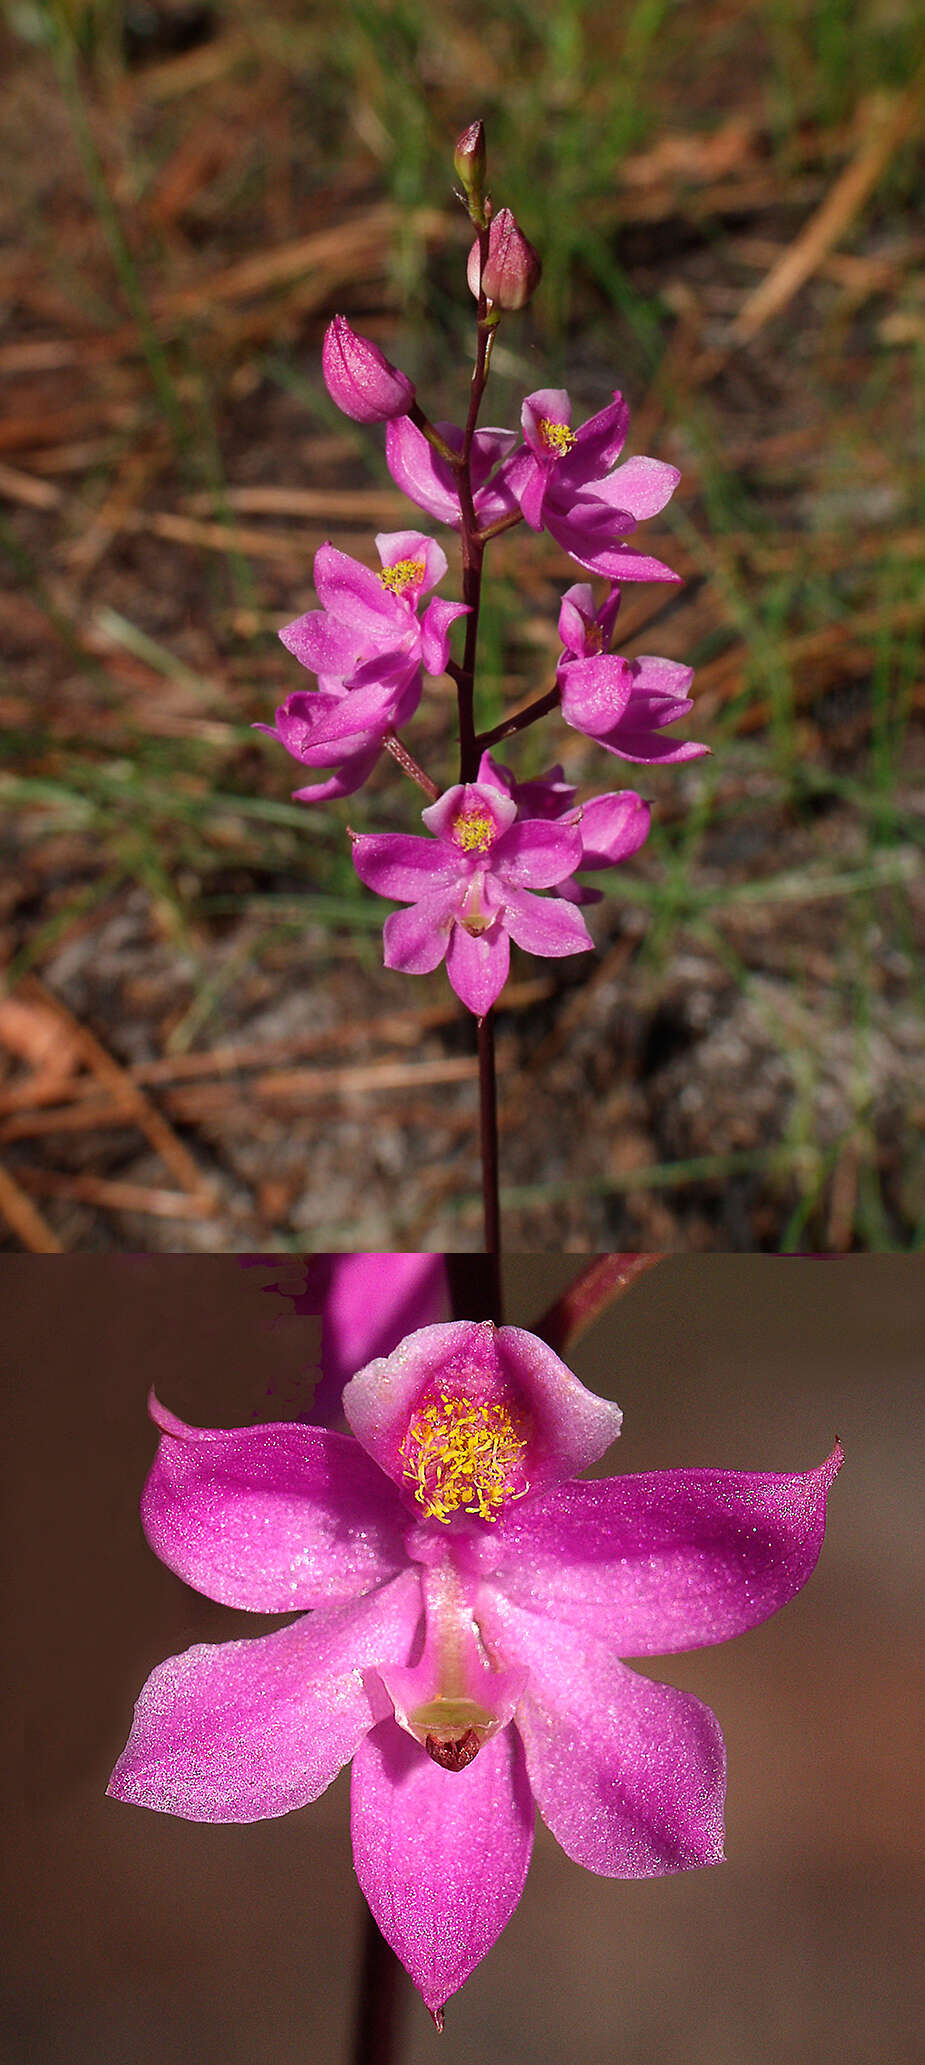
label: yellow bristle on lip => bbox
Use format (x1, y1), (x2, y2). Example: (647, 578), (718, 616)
(379, 557), (426, 593)
(538, 417), (576, 455)
(453, 812), (495, 853)
(402, 1392), (529, 1522)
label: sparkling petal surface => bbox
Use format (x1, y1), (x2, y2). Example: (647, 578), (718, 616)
(108, 1569), (421, 1823)
(445, 917), (510, 1017)
(141, 1396), (407, 1610)
(312, 542), (404, 638)
(494, 817), (584, 888)
(382, 896), (455, 975)
(476, 1448), (843, 1653)
(502, 887), (593, 958)
(351, 1719), (534, 2015)
(351, 832), (460, 902)
(478, 1590), (726, 1876)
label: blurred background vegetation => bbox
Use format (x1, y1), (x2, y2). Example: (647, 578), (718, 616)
(0, 0), (922, 1250)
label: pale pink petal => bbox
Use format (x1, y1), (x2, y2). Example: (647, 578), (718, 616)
(589, 456), (680, 519)
(384, 417), (462, 525)
(313, 542), (403, 637)
(502, 887), (593, 958)
(422, 781), (518, 844)
(351, 1720), (534, 2015)
(375, 529), (448, 598)
(383, 896), (455, 974)
(445, 917), (510, 1016)
(107, 1570), (421, 1824)
(473, 1447), (844, 1655)
(342, 1320), (622, 1502)
(142, 1395), (407, 1610)
(351, 831), (460, 902)
(478, 1592), (726, 1876)
(494, 818), (583, 889)
(419, 595), (469, 676)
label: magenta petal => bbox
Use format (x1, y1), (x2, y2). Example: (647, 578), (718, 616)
(383, 897), (454, 975)
(420, 595), (469, 676)
(559, 653), (635, 734)
(384, 417), (462, 526)
(291, 746), (379, 802)
(313, 543), (401, 637)
(351, 1720), (534, 2014)
(142, 1397), (408, 1609)
(315, 1255), (449, 1422)
(478, 1593), (726, 1877)
(502, 887), (593, 959)
(445, 918), (510, 1016)
(578, 791), (651, 867)
(107, 1570), (421, 1823)
(517, 456), (550, 531)
(559, 390), (630, 482)
(484, 1447), (843, 1654)
(596, 730), (709, 765)
(278, 611), (359, 675)
(351, 832), (459, 902)
(494, 818), (583, 889)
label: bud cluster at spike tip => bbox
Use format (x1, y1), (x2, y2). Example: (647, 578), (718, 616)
(108, 1317), (842, 2021)
(261, 122), (706, 1015)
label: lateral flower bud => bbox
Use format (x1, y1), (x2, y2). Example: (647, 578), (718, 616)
(322, 315), (415, 424)
(467, 206), (542, 312)
(454, 119), (487, 223)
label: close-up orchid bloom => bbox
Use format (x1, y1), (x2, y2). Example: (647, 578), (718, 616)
(108, 1319), (841, 2024)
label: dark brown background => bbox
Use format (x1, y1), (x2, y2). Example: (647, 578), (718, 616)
(4, 1256), (923, 2061)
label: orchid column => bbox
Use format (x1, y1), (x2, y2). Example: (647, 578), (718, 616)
(261, 122), (707, 1250)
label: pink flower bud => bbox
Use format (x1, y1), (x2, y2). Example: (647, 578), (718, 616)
(467, 207), (542, 312)
(322, 315), (415, 424)
(454, 119), (487, 220)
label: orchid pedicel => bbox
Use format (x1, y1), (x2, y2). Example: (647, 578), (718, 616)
(260, 123), (707, 1244)
(108, 1315), (841, 2027)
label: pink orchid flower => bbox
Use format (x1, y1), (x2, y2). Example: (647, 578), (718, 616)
(108, 1320), (841, 2021)
(385, 416), (521, 532)
(259, 533), (468, 803)
(350, 778), (593, 1017)
(477, 748), (651, 905)
(557, 581), (709, 765)
(506, 387), (681, 582)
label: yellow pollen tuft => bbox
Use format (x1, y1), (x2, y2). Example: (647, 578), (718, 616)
(454, 811), (495, 854)
(402, 1392), (530, 1522)
(379, 557), (426, 594)
(538, 417), (576, 455)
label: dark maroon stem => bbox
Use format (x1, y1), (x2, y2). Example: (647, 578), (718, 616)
(350, 1904), (409, 2065)
(446, 1247), (503, 1326)
(536, 1253), (665, 1356)
(476, 682), (560, 752)
(477, 1008), (501, 1263)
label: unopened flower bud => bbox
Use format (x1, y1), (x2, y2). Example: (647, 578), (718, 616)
(454, 119), (487, 222)
(322, 315), (415, 424)
(467, 207), (542, 312)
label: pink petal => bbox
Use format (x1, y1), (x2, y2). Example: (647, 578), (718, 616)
(300, 1254), (449, 1425)
(518, 454), (551, 531)
(313, 542), (403, 637)
(494, 818), (583, 889)
(594, 730), (709, 765)
(474, 1446), (844, 1655)
(351, 831), (459, 903)
(419, 595), (469, 676)
(502, 887), (593, 958)
(384, 417), (462, 526)
(422, 781), (518, 845)
(559, 653), (635, 735)
(290, 745), (379, 802)
(478, 1592), (726, 1876)
(278, 611), (359, 675)
(383, 896), (455, 974)
(578, 791), (651, 867)
(351, 1720), (534, 2015)
(557, 583), (596, 654)
(107, 1570), (421, 1823)
(589, 456), (680, 520)
(521, 387), (571, 455)
(445, 917), (510, 1016)
(342, 1321), (623, 1504)
(141, 1395), (408, 1610)
(559, 390), (629, 483)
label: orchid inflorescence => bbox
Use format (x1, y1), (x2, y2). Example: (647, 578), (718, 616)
(259, 122), (707, 1019)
